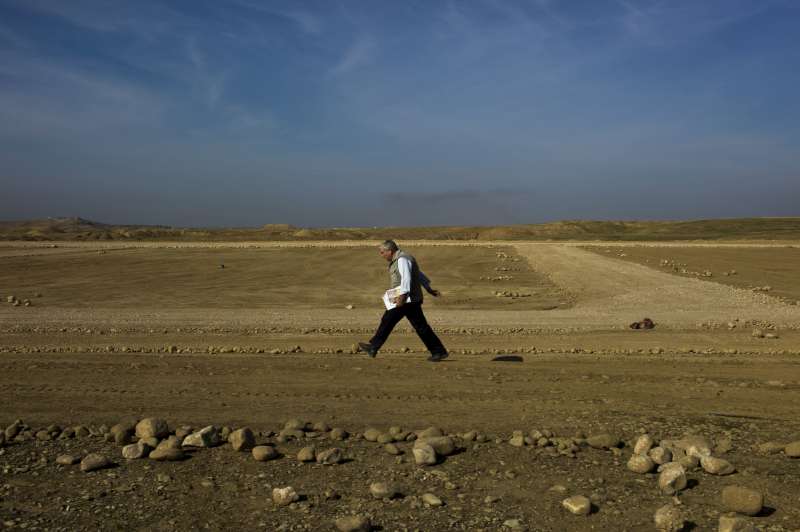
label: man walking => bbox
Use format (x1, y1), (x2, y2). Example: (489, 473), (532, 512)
(358, 240), (449, 362)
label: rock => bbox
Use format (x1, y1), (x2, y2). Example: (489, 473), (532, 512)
(721, 486), (763, 516)
(110, 423), (135, 445)
(228, 428), (256, 451)
(252, 445), (279, 461)
(55, 454), (80, 465)
(649, 446), (672, 465)
(219, 426), (232, 441)
(413, 443), (437, 466)
(369, 482), (401, 499)
(4, 422), (22, 441)
(654, 504), (685, 532)
(509, 433), (526, 447)
(297, 446), (316, 462)
(751, 329), (764, 338)
(122, 441), (152, 460)
(587, 433), (620, 449)
(676, 435), (712, 459)
(149, 447), (185, 461)
(719, 514), (758, 532)
(363, 428), (381, 442)
(756, 441), (787, 454)
(330, 428), (348, 441)
(182, 426), (221, 448)
(415, 436), (456, 456)
(80, 453), (111, 472)
(284, 419), (305, 432)
(175, 426), (193, 440)
(312, 421), (330, 433)
(384, 443), (402, 455)
(157, 436), (182, 451)
(658, 463), (687, 494)
(461, 430), (478, 441)
(634, 434), (654, 455)
(272, 486), (299, 507)
(422, 493), (444, 507)
(74, 425), (90, 438)
(135, 418), (170, 440)
(316, 447), (343, 465)
(334, 515), (371, 532)
(701, 456), (735, 475)
(785, 441), (800, 457)
(142, 436), (159, 448)
(417, 426), (444, 439)
(562, 495), (591, 515)
(503, 519), (523, 529)
(627, 454), (655, 474)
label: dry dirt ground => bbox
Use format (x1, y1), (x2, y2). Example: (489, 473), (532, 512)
(1, 241), (800, 532)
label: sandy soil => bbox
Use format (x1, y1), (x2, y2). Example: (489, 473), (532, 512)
(1, 241), (799, 531)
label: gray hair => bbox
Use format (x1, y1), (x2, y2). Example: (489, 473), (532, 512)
(380, 239), (398, 252)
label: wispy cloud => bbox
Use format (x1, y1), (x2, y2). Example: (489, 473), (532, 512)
(331, 35), (377, 75)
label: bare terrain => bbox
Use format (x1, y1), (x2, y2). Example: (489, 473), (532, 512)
(1, 238), (800, 531)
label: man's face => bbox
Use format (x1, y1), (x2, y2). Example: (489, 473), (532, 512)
(379, 246), (394, 262)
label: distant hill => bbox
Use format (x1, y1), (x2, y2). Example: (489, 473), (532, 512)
(1, 216), (799, 241)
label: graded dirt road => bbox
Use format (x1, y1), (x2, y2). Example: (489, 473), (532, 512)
(1, 241), (799, 531)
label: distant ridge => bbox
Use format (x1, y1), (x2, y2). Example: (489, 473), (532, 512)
(1, 217), (799, 241)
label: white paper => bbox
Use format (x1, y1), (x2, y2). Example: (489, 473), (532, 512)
(383, 286), (410, 310)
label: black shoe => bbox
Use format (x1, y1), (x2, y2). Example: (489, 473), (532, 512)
(358, 342), (377, 358)
(427, 352), (449, 362)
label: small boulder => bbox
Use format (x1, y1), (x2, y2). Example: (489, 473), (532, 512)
(719, 514), (758, 532)
(654, 504), (685, 532)
(55, 454), (80, 466)
(229, 428), (256, 452)
(273, 486), (299, 507)
(627, 454), (655, 474)
(721, 486), (763, 516)
(784, 441), (800, 458)
(182, 426), (221, 448)
(701, 456), (735, 475)
(252, 445), (279, 461)
(633, 434), (654, 455)
(413, 443), (437, 466)
(122, 441), (152, 460)
(369, 482), (401, 500)
(316, 447), (344, 465)
(334, 515), (371, 532)
(658, 463), (687, 494)
(562, 495), (591, 515)
(149, 447), (185, 461)
(135, 418), (169, 440)
(297, 446), (316, 462)
(415, 436), (455, 456)
(80, 453), (111, 472)
(587, 433), (620, 450)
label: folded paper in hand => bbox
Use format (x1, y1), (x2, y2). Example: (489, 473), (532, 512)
(383, 286), (410, 310)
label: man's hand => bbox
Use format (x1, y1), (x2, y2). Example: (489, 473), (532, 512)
(429, 288), (441, 297)
(394, 294), (407, 306)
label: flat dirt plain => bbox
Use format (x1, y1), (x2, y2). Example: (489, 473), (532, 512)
(1, 240), (800, 532)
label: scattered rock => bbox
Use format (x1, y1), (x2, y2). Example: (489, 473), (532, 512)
(654, 504), (685, 532)
(627, 454), (655, 474)
(384, 443), (402, 455)
(721, 486), (763, 516)
(363, 428), (381, 442)
(417, 426), (444, 439)
(675, 435), (712, 459)
(784, 441), (800, 458)
(228, 428), (255, 451)
(149, 447), (185, 461)
(55, 454), (80, 466)
(718, 514), (758, 532)
(701, 456), (735, 475)
(413, 444), (437, 466)
(633, 434), (654, 455)
(658, 463), (687, 494)
(80, 453), (111, 472)
(182, 426), (221, 448)
(316, 448), (344, 465)
(330, 428), (348, 441)
(334, 515), (371, 532)
(415, 436), (455, 456)
(369, 482), (401, 500)
(122, 441), (152, 460)
(422, 493), (444, 507)
(649, 446), (672, 465)
(297, 446), (316, 462)
(272, 486), (299, 507)
(587, 433), (620, 450)
(562, 495), (592, 515)
(252, 445), (279, 462)
(135, 418), (169, 440)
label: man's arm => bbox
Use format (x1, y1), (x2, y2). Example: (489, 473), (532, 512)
(419, 270), (440, 296)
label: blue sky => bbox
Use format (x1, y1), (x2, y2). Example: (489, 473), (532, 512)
(1, 0), (798, 227)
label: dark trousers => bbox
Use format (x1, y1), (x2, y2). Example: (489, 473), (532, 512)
(369, 302), (447, 355)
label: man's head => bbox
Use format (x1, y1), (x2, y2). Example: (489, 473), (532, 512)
(378, 239), (398, 262)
